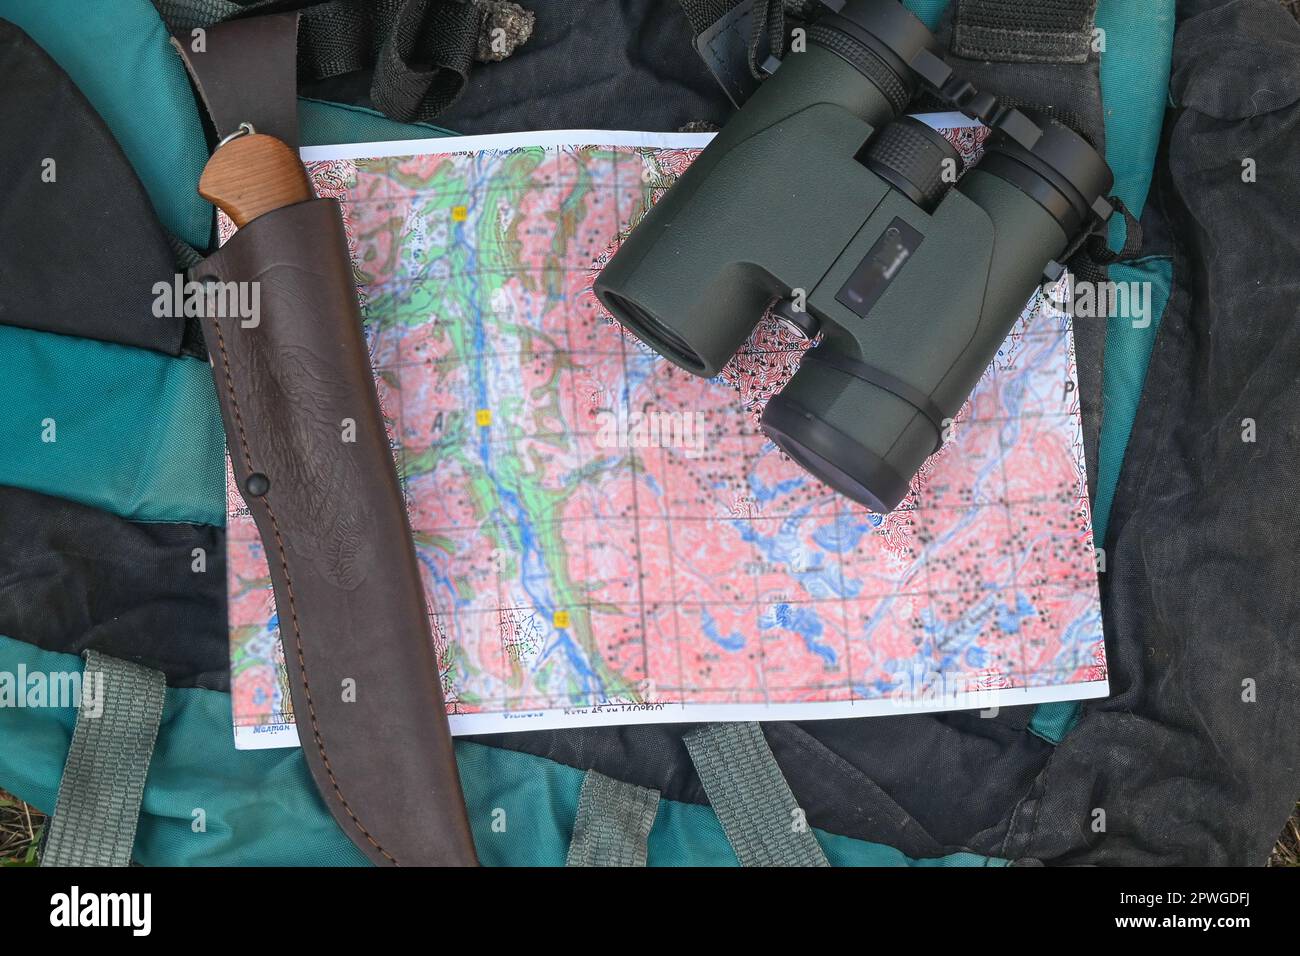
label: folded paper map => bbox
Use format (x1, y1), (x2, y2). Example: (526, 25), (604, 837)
(226, 125), (1108, 748)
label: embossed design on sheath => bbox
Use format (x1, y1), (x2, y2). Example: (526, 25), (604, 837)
(241, 337), (377, 592)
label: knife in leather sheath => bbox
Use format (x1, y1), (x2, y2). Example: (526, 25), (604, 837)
(193, 123), (478, 867)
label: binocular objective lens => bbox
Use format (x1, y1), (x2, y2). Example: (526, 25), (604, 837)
(601, 291), (709, 374)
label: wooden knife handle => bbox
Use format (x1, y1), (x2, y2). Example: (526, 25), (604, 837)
(199, 132), (314, 228)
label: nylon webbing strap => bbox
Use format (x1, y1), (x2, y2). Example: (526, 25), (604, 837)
(157, 0), (484, 123)
(951, 0), (1099, 64)
(565, 771), (660, 867)
(40, 651), (166, 868)
(677, 0), (745, 36)
(684, 722), (830, 867)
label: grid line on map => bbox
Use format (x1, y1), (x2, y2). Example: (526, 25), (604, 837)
(651, 442), (688, 710)
(406, 491), (1084, 531)
(611, 150), (655, 707)
(832, 483), (855, 701)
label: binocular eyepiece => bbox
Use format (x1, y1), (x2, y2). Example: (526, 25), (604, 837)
(594, 0), (1114, 512)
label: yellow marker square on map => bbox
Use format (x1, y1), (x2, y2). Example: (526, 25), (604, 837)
(452, 204), (468, 221)
(475, 408), (492, 427)
(553, 610), (571, 629)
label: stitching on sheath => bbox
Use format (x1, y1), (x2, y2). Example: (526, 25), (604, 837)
(210, 311), (400, 866)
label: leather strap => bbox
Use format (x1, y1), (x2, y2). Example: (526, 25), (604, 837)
(192, 199), (477, 866)
(170, 12), (301, 148)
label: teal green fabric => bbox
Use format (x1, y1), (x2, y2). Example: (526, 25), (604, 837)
(1027, 699), (1084, 744)
(1096, 0), (1176, 251)
(0, 635), (370, 866)
(0, 2), (456, 247)
(1093, 257), (1174, 543)
(904, 0), (950, 29)
(2, 635), (1006, 866)
(0, 0), (212, 248)
(465, 740), (1006, 866)
(0, 325), (226, 526)
(0, 1), (454, 530)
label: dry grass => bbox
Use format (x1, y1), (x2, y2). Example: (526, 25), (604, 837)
(1269, 802), (1300, 867)
(0, 790), (44, 867)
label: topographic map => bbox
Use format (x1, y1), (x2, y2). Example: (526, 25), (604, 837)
(226, 126), (1108, 749)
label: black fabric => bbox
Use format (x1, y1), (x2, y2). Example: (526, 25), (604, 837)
(306, 0), (736, 132)
(433, 0), (733, 132)
(364, 0), (482, 122)
(157, 0), (733, 132)
(471, 708), (1056, 852)
(1066, 196), (1142, 289)
(1000, 0), (1300, 866)
(0, 486), (229, 690)
(0, 19), (185, 356)
(165, 232), (212, 358)
(156, 0), (484, 124)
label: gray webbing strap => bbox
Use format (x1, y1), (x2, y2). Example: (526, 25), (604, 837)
(41, 651), (166, 868)
(565, 770), (660, 867)
(684, 722), (829, 867)
(952, 0), (1100, 64)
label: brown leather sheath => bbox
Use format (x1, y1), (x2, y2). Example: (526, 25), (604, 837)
(176, 13), (477, 866)
(193, 199), (477, 866)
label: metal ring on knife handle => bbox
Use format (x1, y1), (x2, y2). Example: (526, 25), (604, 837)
(215, 121), (256, 150)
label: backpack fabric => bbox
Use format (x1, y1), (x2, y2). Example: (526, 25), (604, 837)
(1, 0), (1294, 865)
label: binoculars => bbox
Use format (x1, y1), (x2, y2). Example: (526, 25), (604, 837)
(594, 0), (1115, 512)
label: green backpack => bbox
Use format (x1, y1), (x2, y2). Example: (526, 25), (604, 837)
(0, 0), (1173, 866)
